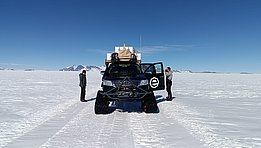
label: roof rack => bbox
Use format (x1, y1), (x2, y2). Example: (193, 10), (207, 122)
(105, 43), (141, 65)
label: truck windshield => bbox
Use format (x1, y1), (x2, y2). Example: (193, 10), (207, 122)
(107, 64), (142, 78)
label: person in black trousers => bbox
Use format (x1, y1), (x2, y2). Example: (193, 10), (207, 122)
(165, 67), (173, 101)
(79, 70), (87, 102)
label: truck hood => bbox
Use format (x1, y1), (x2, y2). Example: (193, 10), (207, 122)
(103, 74), (147, 81)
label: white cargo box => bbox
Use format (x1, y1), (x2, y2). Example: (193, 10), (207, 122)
(136, 53), (141, 61)
(106, 46), (141, 61)
(106, 53), (112, 60)
(115, 46), (134, 53)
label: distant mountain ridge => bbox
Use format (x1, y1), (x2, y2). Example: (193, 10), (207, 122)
(59, 66), (195, 73)
(176, 70), (193, 73)
(59, 65), (102, 71)
(0, 65), (255, 74)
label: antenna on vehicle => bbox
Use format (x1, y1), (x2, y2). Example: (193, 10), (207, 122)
(139, 35), (142, 52)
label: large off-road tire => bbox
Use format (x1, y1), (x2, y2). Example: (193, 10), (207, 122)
(95, 91), (109, 114)
(142, 93), (158, 113)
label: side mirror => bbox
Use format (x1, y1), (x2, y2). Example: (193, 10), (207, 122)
(100, 71), (105, 75)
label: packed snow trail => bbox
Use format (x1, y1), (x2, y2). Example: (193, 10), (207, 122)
(1, 71), (261, 147)
(5, 102), (87, 148)
(38, 98), (204, 148)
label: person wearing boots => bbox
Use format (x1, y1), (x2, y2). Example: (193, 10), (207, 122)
(165, 67), (173, 101)
(79, 70), (87, 102)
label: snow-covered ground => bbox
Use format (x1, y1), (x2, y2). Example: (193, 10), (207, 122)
(0, 71), (261, 148)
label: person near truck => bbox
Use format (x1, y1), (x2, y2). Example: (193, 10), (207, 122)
(165, 67), (173, 101)
(79, 70), (87, 102)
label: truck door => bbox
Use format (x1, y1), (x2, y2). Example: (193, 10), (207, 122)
(141, 62), (165, 91)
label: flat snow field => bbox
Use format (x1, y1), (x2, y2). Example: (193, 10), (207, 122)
(1, 71), (261, 148)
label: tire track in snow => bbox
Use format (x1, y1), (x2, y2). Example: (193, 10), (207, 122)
(5, 102), (87, 148)
(39, 100), (96, 148)
(160, 99), (249, 148)
(129, 113), (167, 148)
(95, 112), (135, 148)
(39, 101), (118, 148)
(40, 103), (138, 148)
(94, 112), (116, 147)
(0, 98), (78, 147)
(3, 89), (97, 148)
(127, 95), (206, 148)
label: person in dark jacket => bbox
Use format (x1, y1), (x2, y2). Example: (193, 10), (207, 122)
(165, 67), (173, 101)
(79, 70), (87, 102)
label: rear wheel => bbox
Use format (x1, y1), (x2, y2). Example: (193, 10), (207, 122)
(142, 93), (158, 113)
(94, 91), (109, 114)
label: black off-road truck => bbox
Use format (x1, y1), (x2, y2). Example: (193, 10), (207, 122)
(95, 53), (165, 114)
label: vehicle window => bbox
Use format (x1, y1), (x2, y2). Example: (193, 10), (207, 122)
(107, 64), (142, 78)
(141, 65), (149, 73)
(155, 64), (162, 74)
(145, 66), (155, 74)
(141, 64), (156, 74)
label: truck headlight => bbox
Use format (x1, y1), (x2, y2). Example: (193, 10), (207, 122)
(139, 80), (148, 86)
(103, 80), (115, 87)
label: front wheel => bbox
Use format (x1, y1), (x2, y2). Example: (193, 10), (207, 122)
(142, 93), (158, 113)
(94, 91), (109, 114)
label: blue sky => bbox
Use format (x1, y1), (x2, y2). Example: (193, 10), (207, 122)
(0, 0), (260, 73)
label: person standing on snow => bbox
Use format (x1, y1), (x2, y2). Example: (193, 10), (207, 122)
(165, 67), (173, 101)
(79, 70), (87, 102)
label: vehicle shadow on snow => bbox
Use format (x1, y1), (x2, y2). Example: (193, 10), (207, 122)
(106, 95), (172, 114)
(155, 95), (166, 104)
(92, 95), (176, 114)
(85, 98), (96, 102)
(108, 101), (144, 113)
(155, 95), (176, 104)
